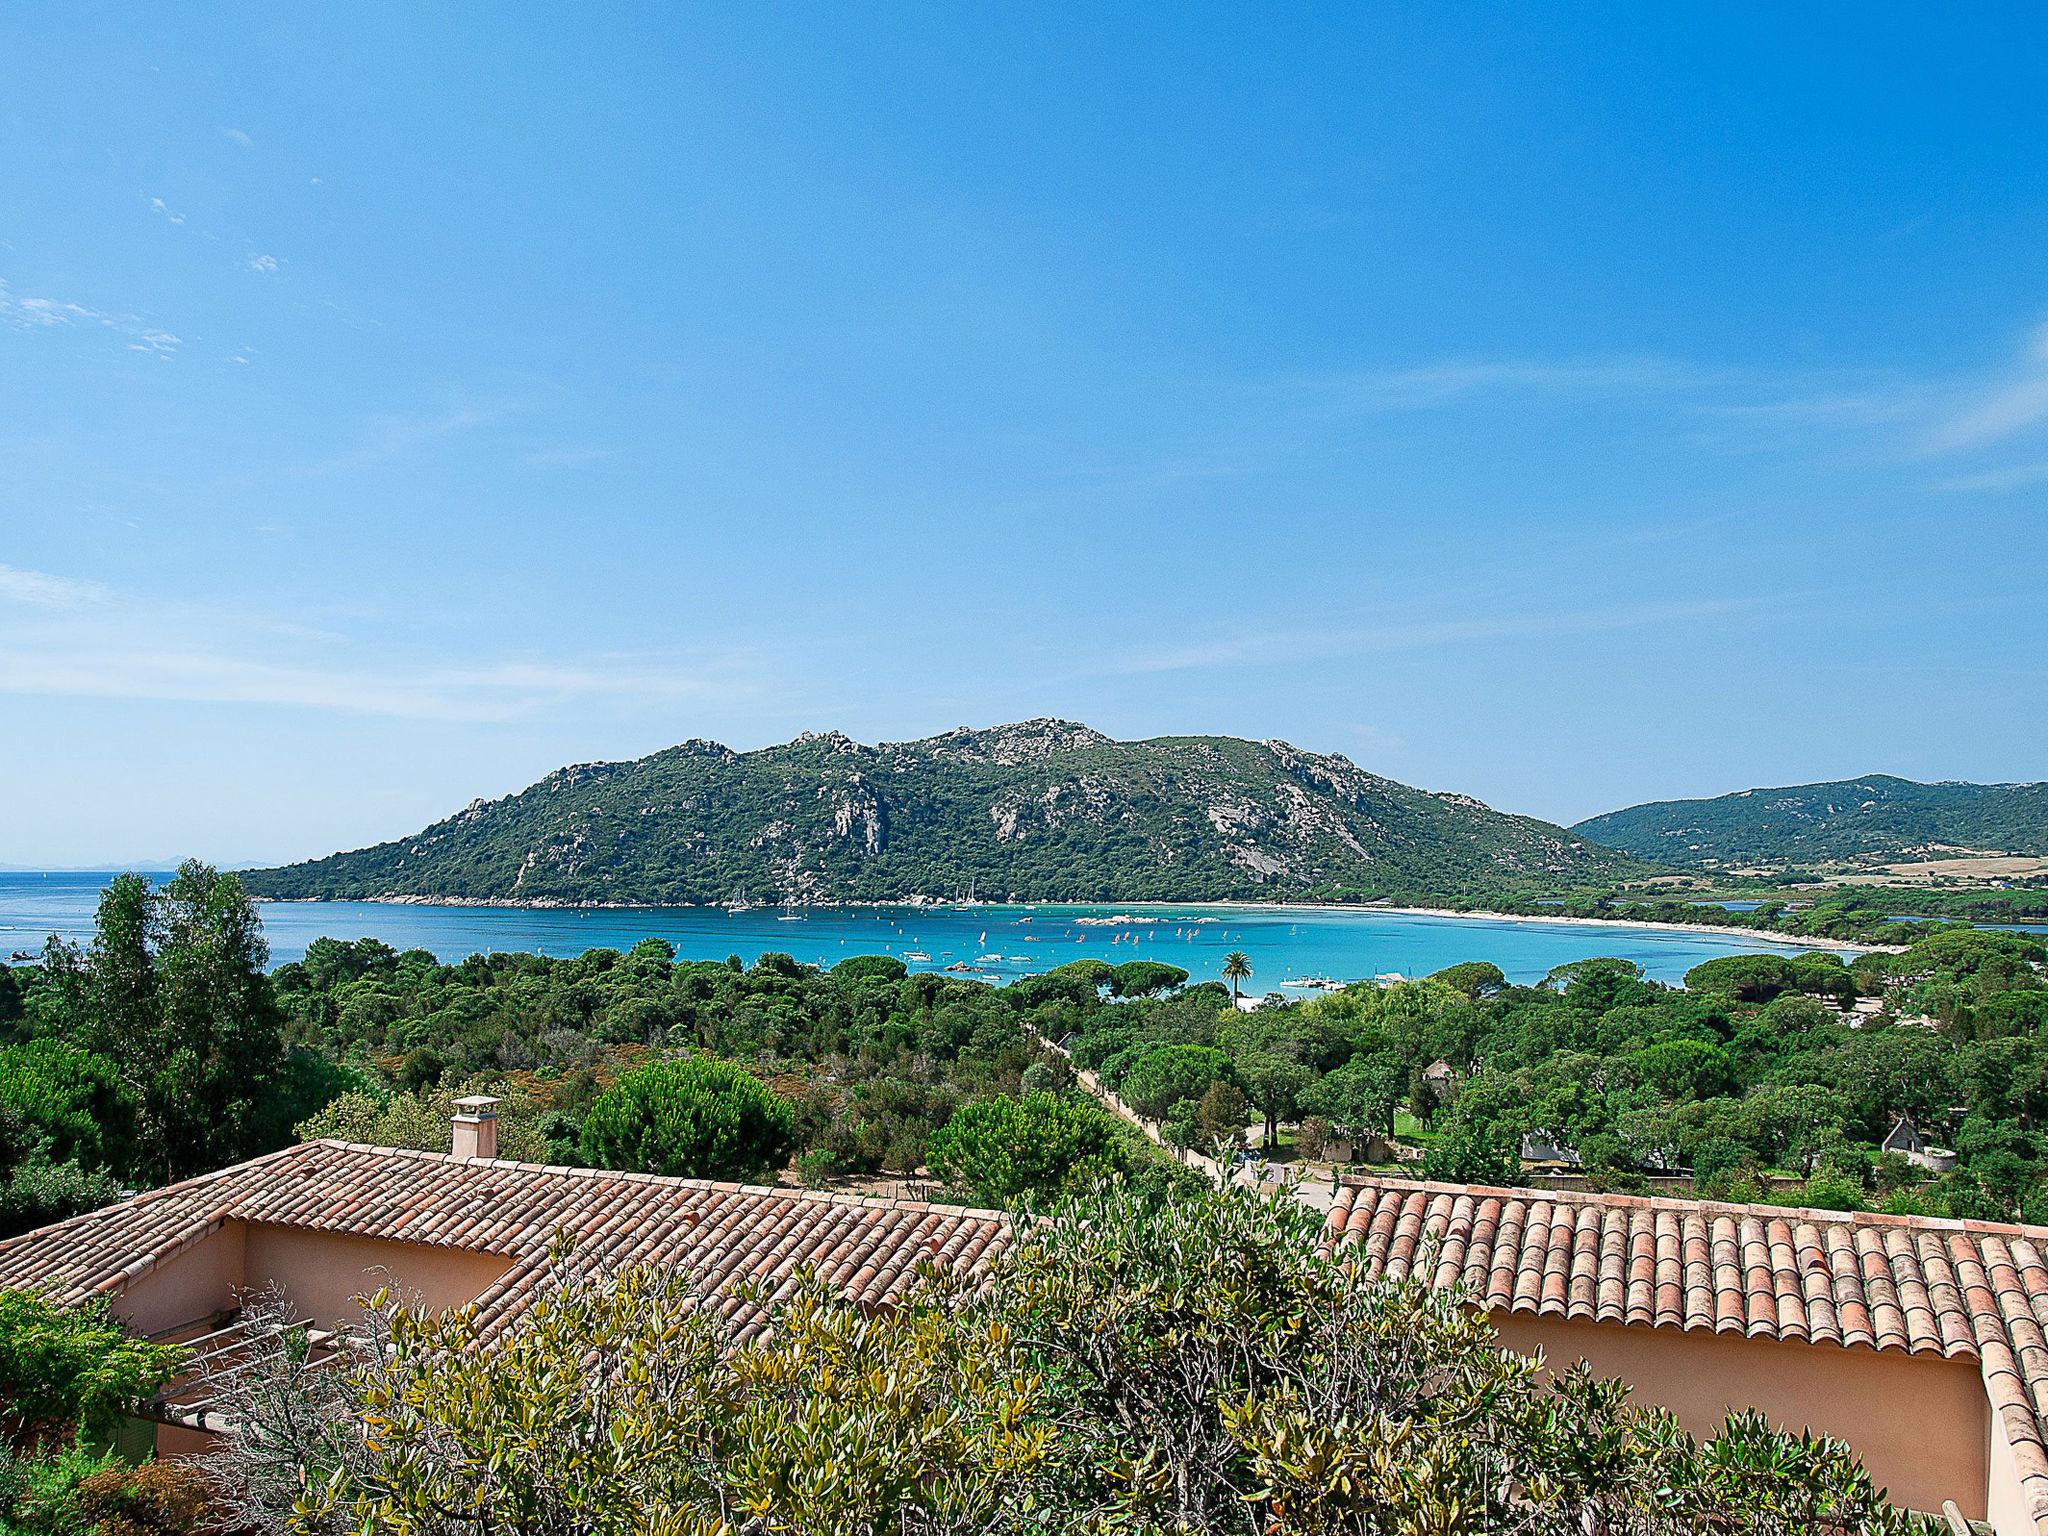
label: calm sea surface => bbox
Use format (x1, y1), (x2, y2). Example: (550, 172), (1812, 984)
(0, 872), (1841, 988)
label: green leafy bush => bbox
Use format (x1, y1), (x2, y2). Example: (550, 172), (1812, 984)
(0, 1292), (184, 1452)
(927, 1092), (1127, 1206)
(1116, 1044), (1231, 1120)
(579, 1056), (797, 1181)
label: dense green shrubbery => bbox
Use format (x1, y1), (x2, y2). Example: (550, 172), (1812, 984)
(0, 1293), (185, 1453)
(1041, 925), (2048, 1219)
(579, 1056), (798, 1182)
(928, 1091), (1129, 1206)
(10, 867), (2048, 1230)
(0, 1289), (207, 1536)
(0, 863), (314, 1235)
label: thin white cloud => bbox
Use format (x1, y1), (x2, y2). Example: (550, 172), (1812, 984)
(148, 196), (186, 226)
(1282, 314), (2048, 481)
(0, 280), (182, 358)
(246, 253), (281, 276)
(1930, 461), (2048, 495)
(0, 568), (757, 720)
(0, 565), (106, 609)
(1286, 355), (1719, 414)
(0, 649), (725, 721)
(1925, 321), (2048, 453)
(1112, 597), (1773, 676)
(222, 127), (254, 146)
(286, 404), (495, 478)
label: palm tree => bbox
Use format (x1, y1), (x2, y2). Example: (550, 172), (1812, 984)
(1222, 951), (1252, 1002)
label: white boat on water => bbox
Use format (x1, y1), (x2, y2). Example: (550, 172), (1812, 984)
(903, 950), (932, 961)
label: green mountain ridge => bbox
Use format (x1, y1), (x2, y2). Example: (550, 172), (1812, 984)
(244, 719), (1647, 904)
(1573, 773), (2048, 868)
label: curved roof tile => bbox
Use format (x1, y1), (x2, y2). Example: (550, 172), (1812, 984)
(1327, 1175), (2048, 1535)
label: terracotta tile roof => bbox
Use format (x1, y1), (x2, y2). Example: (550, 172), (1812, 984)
(0, 1140), (1012, 1342)
(1328, 1176), (2048, 1534)
(13, 1149), (2048, 1528)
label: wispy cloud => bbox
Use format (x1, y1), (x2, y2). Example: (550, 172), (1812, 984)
(0, 649), (731, 721)
(0, 565), (107, 609)
(525, 446), (614, 467)
(1283, 355), (1721, 414)
(285, 403), (498, 478)
(222, 127), (254, 147)
(1110, 596), (1773, 676)
(1285, 314), (2048, 495)
(0, 564), (758, 719)
(147, 196), (186, 226)
(246, 253), (281, 276)
(0, 279), (181, 358)
(1925, 321), (2048, 453)
(1930, 461), (2048, 495)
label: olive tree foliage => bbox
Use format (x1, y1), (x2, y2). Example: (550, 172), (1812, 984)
(209, 1245), (1070, 1536)
(210, 1187), (1931, 1536)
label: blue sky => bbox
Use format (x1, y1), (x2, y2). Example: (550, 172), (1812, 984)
(2, 4), (2045, 865)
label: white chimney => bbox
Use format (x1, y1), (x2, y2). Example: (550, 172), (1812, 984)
(451, 1095), (502, 1159)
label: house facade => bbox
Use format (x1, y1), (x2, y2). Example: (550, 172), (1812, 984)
(6, 1126), (2048, 1533)
(1328, 1176), (2048, 1532)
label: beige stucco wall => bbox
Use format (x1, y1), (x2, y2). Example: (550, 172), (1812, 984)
(109, 1219), (512, 1337)
(240, 1224), (512, 1329)
(112, 1222), (247, 1336)
(1493, 1311), (1990, 1521)
(107, 1220), (514, 1457)
(1987, 1399), (2036, 1536)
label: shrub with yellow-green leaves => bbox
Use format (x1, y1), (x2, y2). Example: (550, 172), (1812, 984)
(215, 1242), (1070, 1536)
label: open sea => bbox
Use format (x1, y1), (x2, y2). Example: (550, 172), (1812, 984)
(0, 871), (1844, 989)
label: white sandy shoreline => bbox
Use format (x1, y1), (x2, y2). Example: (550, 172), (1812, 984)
(253, 893), (1880, 953)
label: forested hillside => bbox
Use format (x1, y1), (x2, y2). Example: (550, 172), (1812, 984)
(1576, 774), (2048, 869)
(246, 720), (1648, 905)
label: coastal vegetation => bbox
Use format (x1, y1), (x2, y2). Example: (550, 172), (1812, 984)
(0, 868), (2031, 1533)
(1410, 885), (2048, 945)
(5, 864), (2048, 1239)
(1060, 926), (2048, 1221)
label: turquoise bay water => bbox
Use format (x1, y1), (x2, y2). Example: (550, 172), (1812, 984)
(0, 872), (1840, 987)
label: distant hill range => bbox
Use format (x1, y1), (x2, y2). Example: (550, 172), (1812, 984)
(245, 720), (1645, 905)
(1574, 774), (2048, 869)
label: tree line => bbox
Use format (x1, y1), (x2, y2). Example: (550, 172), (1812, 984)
(5, 868), (2047, 1243)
